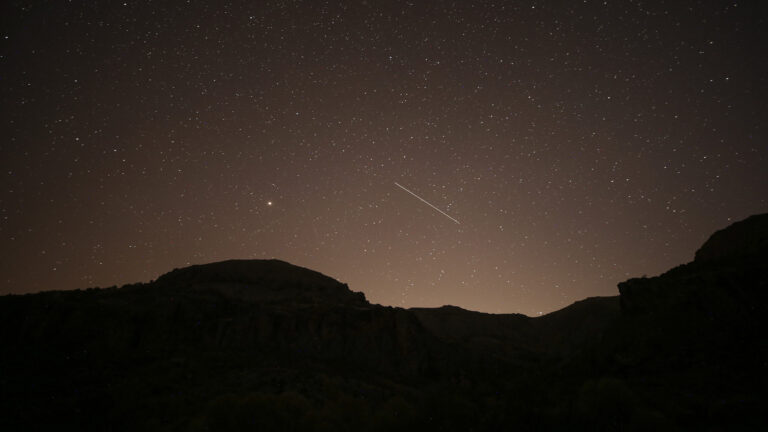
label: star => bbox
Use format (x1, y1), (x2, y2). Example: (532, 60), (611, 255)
(0, 0), (764, 316)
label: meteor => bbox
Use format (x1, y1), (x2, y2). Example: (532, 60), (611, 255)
(394, 182), (460, 225)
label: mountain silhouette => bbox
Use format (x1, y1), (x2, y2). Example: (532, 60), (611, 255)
(1, 214), (766, 430)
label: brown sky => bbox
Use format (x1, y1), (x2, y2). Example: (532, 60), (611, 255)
(1, 0), (766, 315)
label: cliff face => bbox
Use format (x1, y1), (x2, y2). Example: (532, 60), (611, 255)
(1, 214), (767, 431)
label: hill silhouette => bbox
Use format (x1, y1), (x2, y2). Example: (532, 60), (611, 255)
(1, 214), (767, 430)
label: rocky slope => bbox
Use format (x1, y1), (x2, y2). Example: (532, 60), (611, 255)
(1, 214), (767, 431)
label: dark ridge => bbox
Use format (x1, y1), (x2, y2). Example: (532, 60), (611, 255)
(156, 258), (344, 289)
(155, 258), (367, 305)
(1, 213), (766, 430)
(619, 212), (768, 314)
(410, 304), (530, 343)
(694, 213), (768, 263)
(525, 296), (621, 355)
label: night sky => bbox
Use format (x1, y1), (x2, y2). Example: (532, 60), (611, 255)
(1, 1), (766, 315)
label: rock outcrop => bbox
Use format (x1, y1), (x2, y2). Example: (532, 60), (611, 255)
(155, 259), (368, 305)
(694, 213), (768, 263)
(618, 213), (768, 315)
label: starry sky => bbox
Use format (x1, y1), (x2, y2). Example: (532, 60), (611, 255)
(1, 0), (766, 315)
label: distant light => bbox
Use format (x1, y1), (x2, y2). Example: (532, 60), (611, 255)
(267, 201), (273, 206)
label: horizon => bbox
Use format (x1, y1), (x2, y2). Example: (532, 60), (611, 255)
(1, 213), (760, 316)
(2, 1), (766, 316)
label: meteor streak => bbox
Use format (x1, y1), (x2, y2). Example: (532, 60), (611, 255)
(394, 182), (460, 225)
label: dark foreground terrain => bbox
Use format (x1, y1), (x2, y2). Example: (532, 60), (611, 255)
(2, 214), (767, 431)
